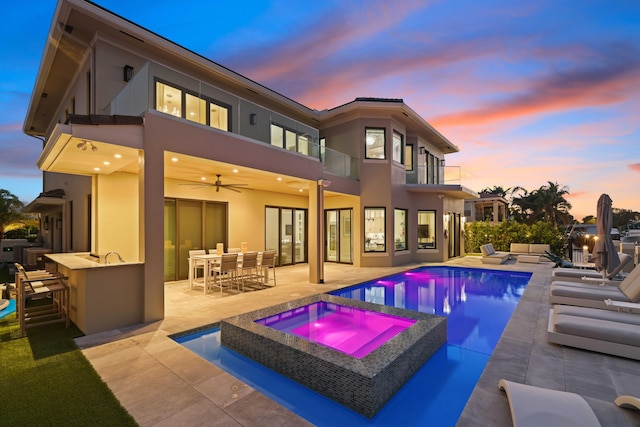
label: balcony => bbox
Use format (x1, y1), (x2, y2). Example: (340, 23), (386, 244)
(407, 165), (463, 185)
(107, 62), (358, 180)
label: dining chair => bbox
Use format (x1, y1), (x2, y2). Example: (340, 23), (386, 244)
(188, 249), (206, 291)
(210, 253), (238, 295)
(258, 250), (277, 287)
(237, 251), (259, 291)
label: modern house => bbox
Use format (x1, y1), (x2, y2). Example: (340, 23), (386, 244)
(23, 0), (478, 334)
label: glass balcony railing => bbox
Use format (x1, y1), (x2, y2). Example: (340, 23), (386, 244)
(107, 62), (358, 180)
(407, 165), (462, 185)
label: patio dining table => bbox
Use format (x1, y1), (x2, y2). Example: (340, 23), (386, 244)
(189, 252), (262, 293)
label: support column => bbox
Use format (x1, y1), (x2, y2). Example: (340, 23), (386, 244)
(139, 146), (165, 322)
(308, 182), (320, 283)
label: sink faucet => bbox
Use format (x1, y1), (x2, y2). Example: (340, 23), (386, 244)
(105, 251), (125, 264)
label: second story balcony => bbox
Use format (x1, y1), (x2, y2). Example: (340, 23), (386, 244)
(108, 62), (358, 180)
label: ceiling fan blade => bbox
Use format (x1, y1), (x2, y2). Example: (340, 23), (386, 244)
(222, 186), (241, 193)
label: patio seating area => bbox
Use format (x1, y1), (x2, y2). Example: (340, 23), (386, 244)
(72, 258), (640, 426)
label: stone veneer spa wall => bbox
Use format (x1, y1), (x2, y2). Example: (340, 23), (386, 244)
(220, 294), (446, 418)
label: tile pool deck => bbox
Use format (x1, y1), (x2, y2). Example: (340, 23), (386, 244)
(75, 258), (640, 426)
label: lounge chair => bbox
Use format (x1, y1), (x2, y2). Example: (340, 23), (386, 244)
(547, 304), (640, 360)
(552, 253), (632, 282)
(498, 379), (601, 426)
(549, 263), (640, 309)
(480, 243), (510, 264)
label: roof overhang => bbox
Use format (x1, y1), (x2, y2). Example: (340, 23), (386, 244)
(37, 121), (143, 176)
(406, 184), (479, 200)
(318, 98), (459, 154)
(23, 196), (66, 214)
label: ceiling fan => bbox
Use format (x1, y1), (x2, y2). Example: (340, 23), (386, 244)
(182, 174), (249, 192)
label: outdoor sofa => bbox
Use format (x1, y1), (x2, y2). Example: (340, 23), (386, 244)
(509, 243), (551, 263)
(479, 243), (510, 264)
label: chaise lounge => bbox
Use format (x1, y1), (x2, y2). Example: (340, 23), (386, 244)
(498, 379), (601, 426)
(547, 304), (640, 360)
(549, 263), (640, 309)
(480, 243), (510, 264)
(551, 252), (632, 282)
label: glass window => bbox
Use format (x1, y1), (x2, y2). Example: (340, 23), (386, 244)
(405, 144), (413, 171)
(210, 102), (228, 131)
(365, 128), (385, 159)
(394, 209), (407, 251)
(186, 93), (206, 125)
(156, 82), (182, 117)
(298, 134), (310, 155)
(364, 207), (385, 252)
(393, 131), (403, 164)
(285, 129), (297, 151)
(418, 210), (437, 249)
(270, 124), (284, 148)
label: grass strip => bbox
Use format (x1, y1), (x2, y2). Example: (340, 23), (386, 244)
(0, 313), (137, 426)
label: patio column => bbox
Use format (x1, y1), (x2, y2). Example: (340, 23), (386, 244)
(139, 143), (164, 322)
(308, 181), (321, 283)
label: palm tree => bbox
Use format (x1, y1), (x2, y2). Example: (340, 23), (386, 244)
(510, 182), (572, 226)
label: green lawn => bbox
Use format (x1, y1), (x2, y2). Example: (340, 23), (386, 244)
(0, 278), (137, 426)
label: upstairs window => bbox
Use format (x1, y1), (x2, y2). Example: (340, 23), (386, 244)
(405, 144), (414, 171)
(156, 82), (182, 117)
(155, 80), (230, 131)
(392, 131), (403, 164)
(271, 123), (311, 155)
(365, 128), (385, 159)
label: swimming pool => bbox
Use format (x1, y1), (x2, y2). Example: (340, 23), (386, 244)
(175, 266), (531, 426)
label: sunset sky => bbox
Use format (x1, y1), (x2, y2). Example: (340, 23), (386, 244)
(2, 0), (639, 220)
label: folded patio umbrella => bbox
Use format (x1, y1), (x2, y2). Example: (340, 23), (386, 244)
(591, 194), (620, 280)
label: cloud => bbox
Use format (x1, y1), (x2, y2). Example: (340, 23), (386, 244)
(629, 163), (640, 173)
(431, 43), (640, 127)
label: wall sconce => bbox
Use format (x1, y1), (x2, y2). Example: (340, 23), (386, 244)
(43, 220), (49, 231)
(249, 113), (257, 125)
(56, 219), (62, 230)
(419, 147), (427, 155)
(123, 65), (134, 82)
(440, 159), (446, 166)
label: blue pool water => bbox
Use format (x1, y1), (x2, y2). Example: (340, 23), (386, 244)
(175, 266), (531, 426)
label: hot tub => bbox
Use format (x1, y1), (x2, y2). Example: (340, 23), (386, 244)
(220, 294), (446, 418)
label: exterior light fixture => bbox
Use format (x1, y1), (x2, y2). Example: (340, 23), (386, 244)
(123, 65), (134, 82)
(419, 147), (427, 155)
(249, 113), (257, 125)
(77, 140), (97, 151)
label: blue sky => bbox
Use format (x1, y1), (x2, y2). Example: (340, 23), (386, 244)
(2, 0), (639, 219)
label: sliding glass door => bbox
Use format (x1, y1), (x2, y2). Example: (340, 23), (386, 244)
(265, 206), (307, 266)
(325, 209), (352, 263)
(164, 199), (227, 281)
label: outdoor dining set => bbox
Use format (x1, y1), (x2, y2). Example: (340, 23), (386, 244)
(188, 243), (277, 295)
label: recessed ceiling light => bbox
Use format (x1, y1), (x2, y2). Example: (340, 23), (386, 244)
(232, 169), (238, 173)
(201, 177), (206, 181)
(114, 154), (122, 159)
(94, 167), (100, 171)
(171, 157), (178, 162)
(103, 161), (110, 165)
(299, 189), (303, 192)
(277, 177), (282, 181)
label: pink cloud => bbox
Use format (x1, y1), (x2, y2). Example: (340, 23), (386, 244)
(629, 163), (640, 173)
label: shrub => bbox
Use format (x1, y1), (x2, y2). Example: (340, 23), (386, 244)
(464, 220), (566, 255)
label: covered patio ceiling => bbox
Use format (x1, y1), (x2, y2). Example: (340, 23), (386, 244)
(38, 125), (335, 197)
